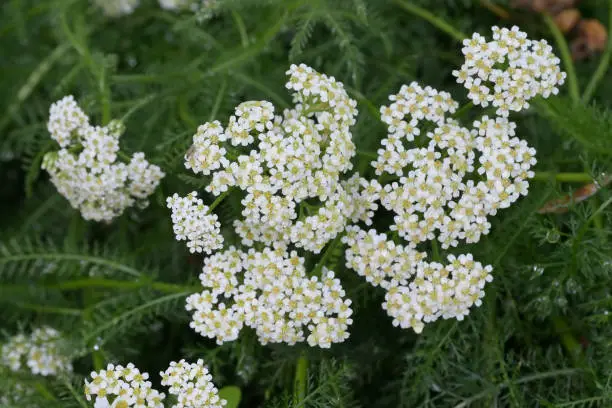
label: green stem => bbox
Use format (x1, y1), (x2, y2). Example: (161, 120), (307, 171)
(231, 10), (249, 48)
(532, 172), (593, 183)
(393, 0), (466, 42)
(46, 277), (199, 293)
(542, 13), (580, 104)
(431, 240), (441, 262)
(293, 353), (309, 406)
(34, 381), (57, 401)
(208, 189), (231, 212)
(16, 302), (82, 316)
(571, 195), (612, 273)
(452, 101), (474, 119)
(312, 233), (344, 276)
(0, 253), (141, 277)
(551, 316), (583, 366)
(582, 0), (612, 103)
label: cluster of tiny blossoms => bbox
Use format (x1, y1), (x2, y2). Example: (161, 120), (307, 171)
(343, 27), (562, 333)
(160, 359), (226, 408)
(186, 247), (353, 348)
(1, 327), (72, 376)
(453, 25), (566, 116)
(42, 96), (164, 221)
(374, 82), (536, 249)
(167, 192), (223, 254)
(84, 363), (165, 408)
(343, 227), (492, 333)
(182, 64), (358, 253)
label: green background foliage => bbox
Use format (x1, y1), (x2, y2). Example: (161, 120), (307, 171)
(0, 0), (611, 406)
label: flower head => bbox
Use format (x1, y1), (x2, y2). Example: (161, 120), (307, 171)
(160, 359), (226, 408)
(1, 327), (72, 376)
(43, 96), (164, 222)
(182, 64), (359, 253)
(453, 25), (566, 116)
(185, 247), (353, 347)
(84, 363), (165, 408)
(167, 192), (223, 254)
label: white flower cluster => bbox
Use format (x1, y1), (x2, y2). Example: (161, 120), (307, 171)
(167, 192), (223, 254)
(453, 25), (566, 116)
(1, 327), (72, 376)
(43, 96), (164, 222)
(160, 359), (226, 408)
(343, 227), (492, 333)
(92, 0), (140, 17)
(374, 83), (536, 249)
(343, 26), (557, 333)
(84, 363), (165, 408)
(186, 247), (353, 348)
(183, 64), (358, 253)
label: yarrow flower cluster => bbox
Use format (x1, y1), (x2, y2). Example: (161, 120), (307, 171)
(84, 363), (165, 408)
(167, 192), (223, 254)
(186, 247), (353, 348)
(343, 227), (492, 333)
(343, 26), (562, 333)
(1, 327), (72, 376)
(374, 83), (536, 249)
(42, 96), (164, 222)
(160, 359), (226, 408)
(181, 64), (358, 253)
(453, 25), (566, 116)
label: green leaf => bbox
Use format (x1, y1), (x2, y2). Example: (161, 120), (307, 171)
(219, 386), (242, 408)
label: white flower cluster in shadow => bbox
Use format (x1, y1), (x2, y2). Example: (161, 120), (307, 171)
(1, 327), (72, 376)
(42, 96), (164, 222)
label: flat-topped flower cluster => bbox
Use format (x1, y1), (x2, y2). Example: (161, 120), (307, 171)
(42, 96), (164, 221)
(1, 327), (72, 376)
(84, 363), (165, 408)
(160, 359), (226, 408)
(182, 64), (358, 253)
(454, 26), (566, 116)
(85, 360), (225, 408)
(185, 246), (353, 348)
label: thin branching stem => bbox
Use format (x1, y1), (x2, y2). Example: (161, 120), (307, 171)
(582, 0), (612, 103)
(543, 14), (580, 104)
